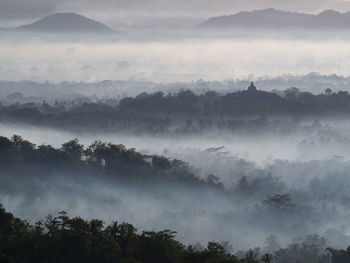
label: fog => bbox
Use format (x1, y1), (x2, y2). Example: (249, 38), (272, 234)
(3, 4), (350, 259)
(2, 69), (350, 252)
(0, 120), (342, 164)
(2, 119), (350, 249)
(2, 37), (350, 83)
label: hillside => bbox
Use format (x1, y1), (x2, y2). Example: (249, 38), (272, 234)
(17, 13), (115, 34)
(199, 8), (350, 30)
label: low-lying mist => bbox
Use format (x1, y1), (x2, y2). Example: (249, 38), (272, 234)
(3, 27), (350, 255)
(2, 37), (350, 83)
(2, 120), (350, 249)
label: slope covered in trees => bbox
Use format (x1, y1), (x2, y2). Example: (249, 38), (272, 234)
(0, 85), (349, 134)
(0, 135), (220, 189)
(0, 205), (350, 263)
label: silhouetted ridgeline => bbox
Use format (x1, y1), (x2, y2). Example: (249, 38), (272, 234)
(0, 84), (349, 133)
(4, 134), (350, 249)
(199, 9), (350, 30)
(16, 13), (116, 34)
(0, 205), (349, 263)
(0, 135), (220, 189)
(118, 84), (350, 115)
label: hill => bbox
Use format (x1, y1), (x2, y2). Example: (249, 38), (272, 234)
(199, 8), (350, 30)
(17, 13), (115, 34)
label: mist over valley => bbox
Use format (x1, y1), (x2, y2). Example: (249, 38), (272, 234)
(2, 2), (350, 263)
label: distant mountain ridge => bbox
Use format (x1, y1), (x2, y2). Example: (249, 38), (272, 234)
(17, 13), (115, 34)
(199, 8), (350, 30)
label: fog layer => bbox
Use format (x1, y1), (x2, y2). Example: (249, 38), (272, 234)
(2, 38), (350, 82)
(2, 120), (350, 249)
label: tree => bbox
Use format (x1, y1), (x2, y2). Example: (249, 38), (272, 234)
(261, 253), (274, 263)
(135, 230), (185, 263)
(106, 222), (136, 255)
(275, 235), (330, 263)
(325, 88), (333, 95)
(0, 136), (12, 165)
(61, 139), (84, 160)
(327, 246), (350, 263)
(152, 156), (172, 170)
(283, 87), (300, 99)
(207, 242), (226, 256)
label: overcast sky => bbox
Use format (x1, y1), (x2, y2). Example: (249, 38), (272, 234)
(2, 0), (350, 27)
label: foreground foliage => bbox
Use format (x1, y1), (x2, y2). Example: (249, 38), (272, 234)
(0, 206), (349, 263)
(0, 205), (260, 263)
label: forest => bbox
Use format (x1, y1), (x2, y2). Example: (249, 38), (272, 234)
(0, 134), (220, 187)
(1, 204), (350, 263)
(0, 85), (350, 134)
(4, 0), (350, 261)
(2, 134), (350, 262)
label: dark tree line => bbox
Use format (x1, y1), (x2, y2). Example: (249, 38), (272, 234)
(0, 205), (255, 263)
(119, 85), (350, 115)
(0, 205), (349, 263)
(0, 134), (336, 237)
(0, 135), (222, 189)
(0, 134), (344, 241)
(0, 135), (349, 262)
(1, 85), (350, 134)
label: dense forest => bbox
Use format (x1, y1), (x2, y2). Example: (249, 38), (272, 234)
(4, 1), (350, 261)
(2, 135), (350, 262)
(2, 86), (350, 262)
(1, 205), (350, 263)
(1, 85), (350, 134)
(0, 134), (220, 188)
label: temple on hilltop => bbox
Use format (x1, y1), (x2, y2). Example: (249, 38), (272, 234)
(247, 82), (257, 92)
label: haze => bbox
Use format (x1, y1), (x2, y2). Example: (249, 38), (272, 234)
(2, 1), (350, 262)
(2, 38), (350, 83)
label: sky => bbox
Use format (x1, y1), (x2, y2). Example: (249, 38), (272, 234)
(2, 0), (350, 27)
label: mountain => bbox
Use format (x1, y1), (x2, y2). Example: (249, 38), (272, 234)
(17, 13), (115, 34)
(199, 8), (350, 30)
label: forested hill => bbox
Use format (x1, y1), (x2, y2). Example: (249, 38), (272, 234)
(3, 84), (350, 117)
(0, 135), (219, 188)
(1, 84), (350, 133)
(118, 84), (350, 115)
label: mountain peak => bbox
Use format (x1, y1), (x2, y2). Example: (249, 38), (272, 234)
(199, 8), (350, 30)
(17, 12), (115, 34)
